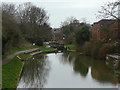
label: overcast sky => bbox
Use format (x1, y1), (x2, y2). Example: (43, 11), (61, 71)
(2, 0), (117, 28)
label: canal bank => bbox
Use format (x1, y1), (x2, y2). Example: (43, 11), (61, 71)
(16, 50), (59, 87)
(2, 44), (120, 88)
(2, 53), (30, 88)
(2, 45), (54, 88)
(68, 44), (120, 82)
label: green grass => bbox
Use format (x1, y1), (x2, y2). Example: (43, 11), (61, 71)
(66, 44), (76, 51)
(29, 44), (54, 52)
(2, 53), (31, 88)
(2, 44), (54, 88)
(39, 44), (54, 51)
(3, 45), (33, 59)
(0, 66), (1, 88)
(2, 43), (54, 88)
(3, 44), (54, 59)
(18, 53), (31, 60)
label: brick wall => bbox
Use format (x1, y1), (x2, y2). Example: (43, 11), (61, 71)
(109, 21), (119, 40)
(92, 24), (100, 41)
(92, 21), (119, 41)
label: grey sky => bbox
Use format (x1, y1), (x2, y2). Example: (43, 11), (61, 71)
(2, 0), (116, 28)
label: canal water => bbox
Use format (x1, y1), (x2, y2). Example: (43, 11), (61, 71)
(17, 52), (118, 88)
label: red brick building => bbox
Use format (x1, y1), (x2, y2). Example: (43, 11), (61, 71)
(92, 19), (119, 42)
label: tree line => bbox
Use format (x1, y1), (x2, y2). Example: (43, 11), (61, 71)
(2, 3), (52, 55)
(2, 0), (119, 55)
(59, 0), (120, 46)
(60, 17), (91, 46)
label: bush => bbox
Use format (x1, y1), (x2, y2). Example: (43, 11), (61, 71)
(35, 39), (43, 46)
(75, 26), (90, 46)
(115, 40), (120, 54)
(78, 41), (102, 57)
(2, 12), (23, 55)
(98, 43), (115, 59)
(77, 40), (119, 60)
(90, 41), (102, 59)
(115, 60), (120, 70)
(81, 41), (92, 55)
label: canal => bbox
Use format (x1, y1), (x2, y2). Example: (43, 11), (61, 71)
(17, 52), (118, 88)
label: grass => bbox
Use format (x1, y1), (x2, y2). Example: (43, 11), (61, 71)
(2, 44), (54, 88)
(0, 67), (1, 89)
(2, 53), (31, 88)
(38, 44), (54, 51)
(3, 45), (33, 59)
(66, 44), (76, 51)
(18, 53), (31, 60)
(3, 44), (54, 59)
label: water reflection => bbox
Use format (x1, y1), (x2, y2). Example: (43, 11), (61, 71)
(61, 52), (118, 84)
(59, 52), (75, 64)
(91, 60), (117, 84)
(73, 57), (88, 77)
(17, 54), (51, 88)
(17, 52), (118, 88)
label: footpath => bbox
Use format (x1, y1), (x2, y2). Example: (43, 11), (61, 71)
(2, 48), (39, 66)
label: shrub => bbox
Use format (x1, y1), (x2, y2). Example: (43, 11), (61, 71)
(98, 43), (114, 59)
(115, 60), (120, 70)
(114, 40), (120, 54)
(76, 40), (117, 60)
(90, 41), (102, 59)
(75, 26), (90, 46)
(76, 41), (102, 58)
(81, 41), (92, 55)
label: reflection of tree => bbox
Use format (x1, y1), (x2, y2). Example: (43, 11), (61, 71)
(18, 54), (51, 88)
(59, 52), (75, 64)
(75, 54), (93, 67)
(62, 52), (118, 84)
(61, 52), (89, 77)
(73, 55), (88, 77)
(91, 60), (118, 84)
(19, 52), (118, 88)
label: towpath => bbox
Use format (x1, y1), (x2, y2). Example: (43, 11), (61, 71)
(1, 48), (39, 66)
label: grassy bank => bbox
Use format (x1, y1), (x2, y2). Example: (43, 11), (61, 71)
(2, 53), (31, 88)
(2, 44), (54, 88)
(3, 45), (32, 59)
(3, 44), (54, 59)
(34, 44), (54, 51)
(66, 44), (76, 51)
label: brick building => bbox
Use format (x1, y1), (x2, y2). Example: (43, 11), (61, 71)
(92, 19), (119, 42)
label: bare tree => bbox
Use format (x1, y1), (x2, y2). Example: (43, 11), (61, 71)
(60, 17), (78, 27)
(2, 3), (52, 54)
(18, 2), (49, 25)
(98, 0), (120, 21)
(98, 0), (120, 40)
(2, 3), (16, 16)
